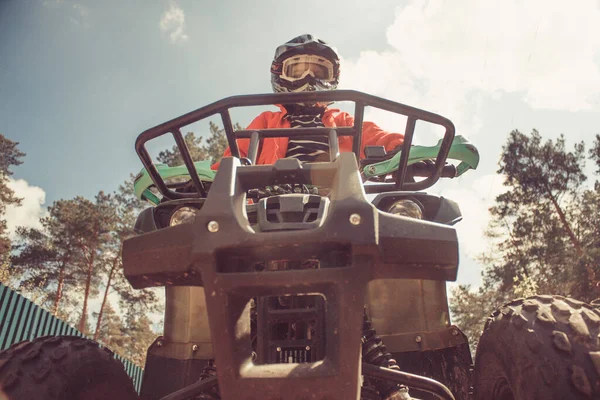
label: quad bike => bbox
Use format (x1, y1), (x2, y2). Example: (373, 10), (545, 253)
(1, 91), (599, 400)
(125, 90), (477, 400)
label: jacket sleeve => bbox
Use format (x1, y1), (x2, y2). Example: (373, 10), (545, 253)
(334, 113), (405, 157)
(210, 112), (269, 170)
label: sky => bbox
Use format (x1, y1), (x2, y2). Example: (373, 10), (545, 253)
(2, 0), (600, 291)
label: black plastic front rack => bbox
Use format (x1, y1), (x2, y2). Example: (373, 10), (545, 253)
(134, 90), (456, 200)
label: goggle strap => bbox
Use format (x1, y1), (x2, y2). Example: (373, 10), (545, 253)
(271, 62), (283, 75)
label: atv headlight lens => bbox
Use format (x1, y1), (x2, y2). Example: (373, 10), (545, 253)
(170, 206), (198, 226)
(387, 199), (423, 220)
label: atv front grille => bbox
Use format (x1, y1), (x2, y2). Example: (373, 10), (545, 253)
(256, 294), (326, 365)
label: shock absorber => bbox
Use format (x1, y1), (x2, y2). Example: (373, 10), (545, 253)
(361, 310), (409, 399)
(361, 310), (400, 371)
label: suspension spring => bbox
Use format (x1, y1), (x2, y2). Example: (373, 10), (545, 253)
(361, 310), (405, 399)
(361, 310), (400, 371)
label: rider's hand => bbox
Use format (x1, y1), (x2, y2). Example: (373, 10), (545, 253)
(376, 133), (404, 152)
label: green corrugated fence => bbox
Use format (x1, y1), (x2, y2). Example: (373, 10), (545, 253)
(0, 282), (145, 393)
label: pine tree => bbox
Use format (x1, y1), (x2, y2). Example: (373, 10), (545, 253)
(157, 132), (209, 166)
(10, 226), (76, 312)
(488, 129), (591, 296)
(59, 193), (117, 332)
(121, 313), (157, 367)
(0, 134), (25, 259)
(205, 121), (241, 164)
(591, 134), (600, 187)
(450, 129), (599, 351)
(94, 176), (159, 341)
(155, 122), (238, 166)
(11, 194), (117, 325)
(450, 284), (505, 352)
(93, 301), (126, 354)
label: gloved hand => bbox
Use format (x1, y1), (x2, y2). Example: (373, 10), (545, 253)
(376, 133), (404, 152)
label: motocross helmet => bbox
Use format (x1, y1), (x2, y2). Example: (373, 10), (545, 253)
(271, 34), (340, 93)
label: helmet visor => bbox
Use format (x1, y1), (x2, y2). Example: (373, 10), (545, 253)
(281, 55), (334, 82)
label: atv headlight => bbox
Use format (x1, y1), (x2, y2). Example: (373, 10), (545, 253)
(387, 199), (423, 220)
(170, 206), (198, 226)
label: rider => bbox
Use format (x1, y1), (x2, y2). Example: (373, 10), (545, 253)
(212, 34), (404, 168)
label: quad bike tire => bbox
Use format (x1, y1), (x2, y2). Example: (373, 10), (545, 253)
(473, 295), (600, 399)
(0, 335), (139, 400)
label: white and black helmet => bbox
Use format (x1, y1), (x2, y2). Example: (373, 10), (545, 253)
(270, 34), (340, 93)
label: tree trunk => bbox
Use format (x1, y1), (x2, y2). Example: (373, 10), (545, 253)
(53, 262), (66, 316)
(546, 190), (584, 256)
(78, 252), (95, 333)
(94, 254), (119, 341)
(545, 188), (598, 292)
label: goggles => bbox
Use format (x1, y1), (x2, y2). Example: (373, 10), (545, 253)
(280, 55), (335, 82)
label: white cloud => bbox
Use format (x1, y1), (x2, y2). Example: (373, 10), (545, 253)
(387, 0), (600, 111)
(159, 1), (189, 44)
(340, 50), (485, 142)
(340, 0), (600, 136)
(439, 174), (506, 258)
(5, 179), (47, 239)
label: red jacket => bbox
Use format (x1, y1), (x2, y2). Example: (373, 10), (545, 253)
(211, 105), (404, 169)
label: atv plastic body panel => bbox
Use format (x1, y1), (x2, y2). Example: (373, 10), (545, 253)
(362, 135), (479, 179)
